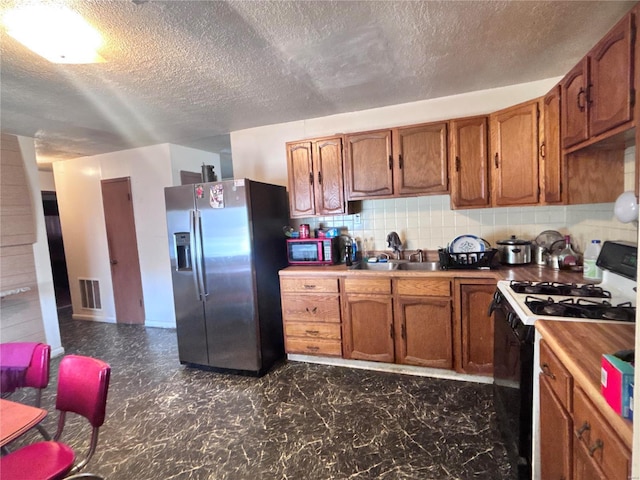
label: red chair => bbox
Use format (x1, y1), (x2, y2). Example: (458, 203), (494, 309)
(0, 355), (111, 480)
(0, 343), (51, 406)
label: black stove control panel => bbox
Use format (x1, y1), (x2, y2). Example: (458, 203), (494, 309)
(597, 241), (637, 280)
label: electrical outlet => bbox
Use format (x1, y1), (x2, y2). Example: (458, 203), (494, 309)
(354, 213), (361, 225)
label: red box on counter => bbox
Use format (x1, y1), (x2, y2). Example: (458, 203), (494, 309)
(601, 354), (634, 420)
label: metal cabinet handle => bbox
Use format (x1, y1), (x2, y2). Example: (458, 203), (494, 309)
(577, 88), (586, 111)
(541, 363), (556, 379)
(303, 285), (316, 289)
(586, 83), (593, 105)
(398, 154), (403, 169)
(390, 323), (394, 339)
(588, 439), (603, 457)
(539, 142), (546, 159)
(401, 323), (406, 340)
(318, 171), (322, 184)
(494, 153), (499, 168)
(309, 172), (313, 185)
(455, 156), (460, 172)
(305, 329), (320, 335)
(306, 345), (320, 352)
(304, 306), (318, 314)
(388, 155), (393, 170)
(575, 421), (590, 440)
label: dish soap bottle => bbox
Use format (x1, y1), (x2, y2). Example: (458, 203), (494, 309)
(558, 235), (578, 268)
(583, 239), (603, 281)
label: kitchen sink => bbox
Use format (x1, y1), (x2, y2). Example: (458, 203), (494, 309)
(398, 261), (442, 271)
(349, 260), (408, 270)
(349, 260), (442, 271)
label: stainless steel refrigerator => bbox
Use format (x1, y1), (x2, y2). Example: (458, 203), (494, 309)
(164, 179), (289, 375)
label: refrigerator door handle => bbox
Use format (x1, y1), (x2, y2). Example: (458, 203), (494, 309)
(193, 209), (208, 299)
(190, 209), (203, 301)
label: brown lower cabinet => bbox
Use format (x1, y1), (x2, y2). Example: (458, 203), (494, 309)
(280, 271), (495, 376)
(538, 337), (631, 480)
(342, 277), (453, 369)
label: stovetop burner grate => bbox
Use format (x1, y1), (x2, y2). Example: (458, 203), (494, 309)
(524, 295), (635, 322)
(510, 281), (611, 298)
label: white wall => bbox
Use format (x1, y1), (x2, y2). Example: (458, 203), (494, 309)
(18, 137), (63, 356)
(169, 145), (221, 185)
(53, 143), (216, 329)
(38, 170), (56, 191)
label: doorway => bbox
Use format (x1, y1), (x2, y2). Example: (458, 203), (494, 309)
(101, 177), (145, 324)
(42, 191), (71, 309)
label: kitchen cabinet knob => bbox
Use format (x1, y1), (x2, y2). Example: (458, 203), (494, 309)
(541, 363), (556, 379)
(588, 439), (603, 457)
(110, 259), (118, 265)
(575, 421), (590, 440)
(577, 88), (586, 112)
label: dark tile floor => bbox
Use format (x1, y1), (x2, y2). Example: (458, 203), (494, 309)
(10, 308), (515, 479)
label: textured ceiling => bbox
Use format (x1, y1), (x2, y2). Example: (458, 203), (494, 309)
(0, 0), (636, 166)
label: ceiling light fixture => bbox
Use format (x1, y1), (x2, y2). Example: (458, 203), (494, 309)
(3, 5), (105, 64)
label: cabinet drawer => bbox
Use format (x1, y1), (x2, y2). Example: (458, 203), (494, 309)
(280, 277), (339, 293)
(286, 337), (342, 357)
(284, 322), (341, 340)
(343, 277), (391, 294)
(539, 339), (572, 411)
(573, 386), (630, 480)
(395, 278), (451, 296)
(281, 294), (340, 323)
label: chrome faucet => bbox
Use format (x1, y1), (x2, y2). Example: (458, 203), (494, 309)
(409, 249), (424, 263)
(386, 231), (403, 259)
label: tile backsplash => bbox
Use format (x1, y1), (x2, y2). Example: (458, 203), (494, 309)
(292, 147), (638, 255)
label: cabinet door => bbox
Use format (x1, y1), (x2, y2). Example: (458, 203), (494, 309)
(286, 141), (315, 217)
(457, 282), (494, 374)
(561, 58), (589, 149)
(344, 130), (393, 199)
(394, 123), (448, 196)
(542, 86), (563, 204)
(589, 14), (634, 138)
(490, 100), (540, 206)
(342, 294), (394, 362)
(449, 116), (490, 209)
(395, 296), (452, 369)
(313, 137), (346, 216)
(540, 376), (572, 480)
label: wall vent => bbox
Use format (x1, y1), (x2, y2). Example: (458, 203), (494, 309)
(79, 278), (102, 310)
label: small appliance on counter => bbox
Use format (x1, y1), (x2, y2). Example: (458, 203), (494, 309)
(496, 235), (531, 265)
(286, 237), (339, 265)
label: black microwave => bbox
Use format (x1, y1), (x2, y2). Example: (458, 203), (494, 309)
(286, 238), (338, 265)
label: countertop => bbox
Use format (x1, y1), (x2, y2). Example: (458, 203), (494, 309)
(279, 263), (587, 284)
(535, 320), (635, 447)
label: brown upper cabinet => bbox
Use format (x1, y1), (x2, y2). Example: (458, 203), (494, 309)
(489, 99), (541, 206)
(541, 86), (563, 204)
(561, 13), (635, 150)
(449, 116), (490, 209)
(343, 122), (448, 200)
(286, 136), (346, 218)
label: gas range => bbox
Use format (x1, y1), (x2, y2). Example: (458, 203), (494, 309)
(496, 241), (637, 326)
